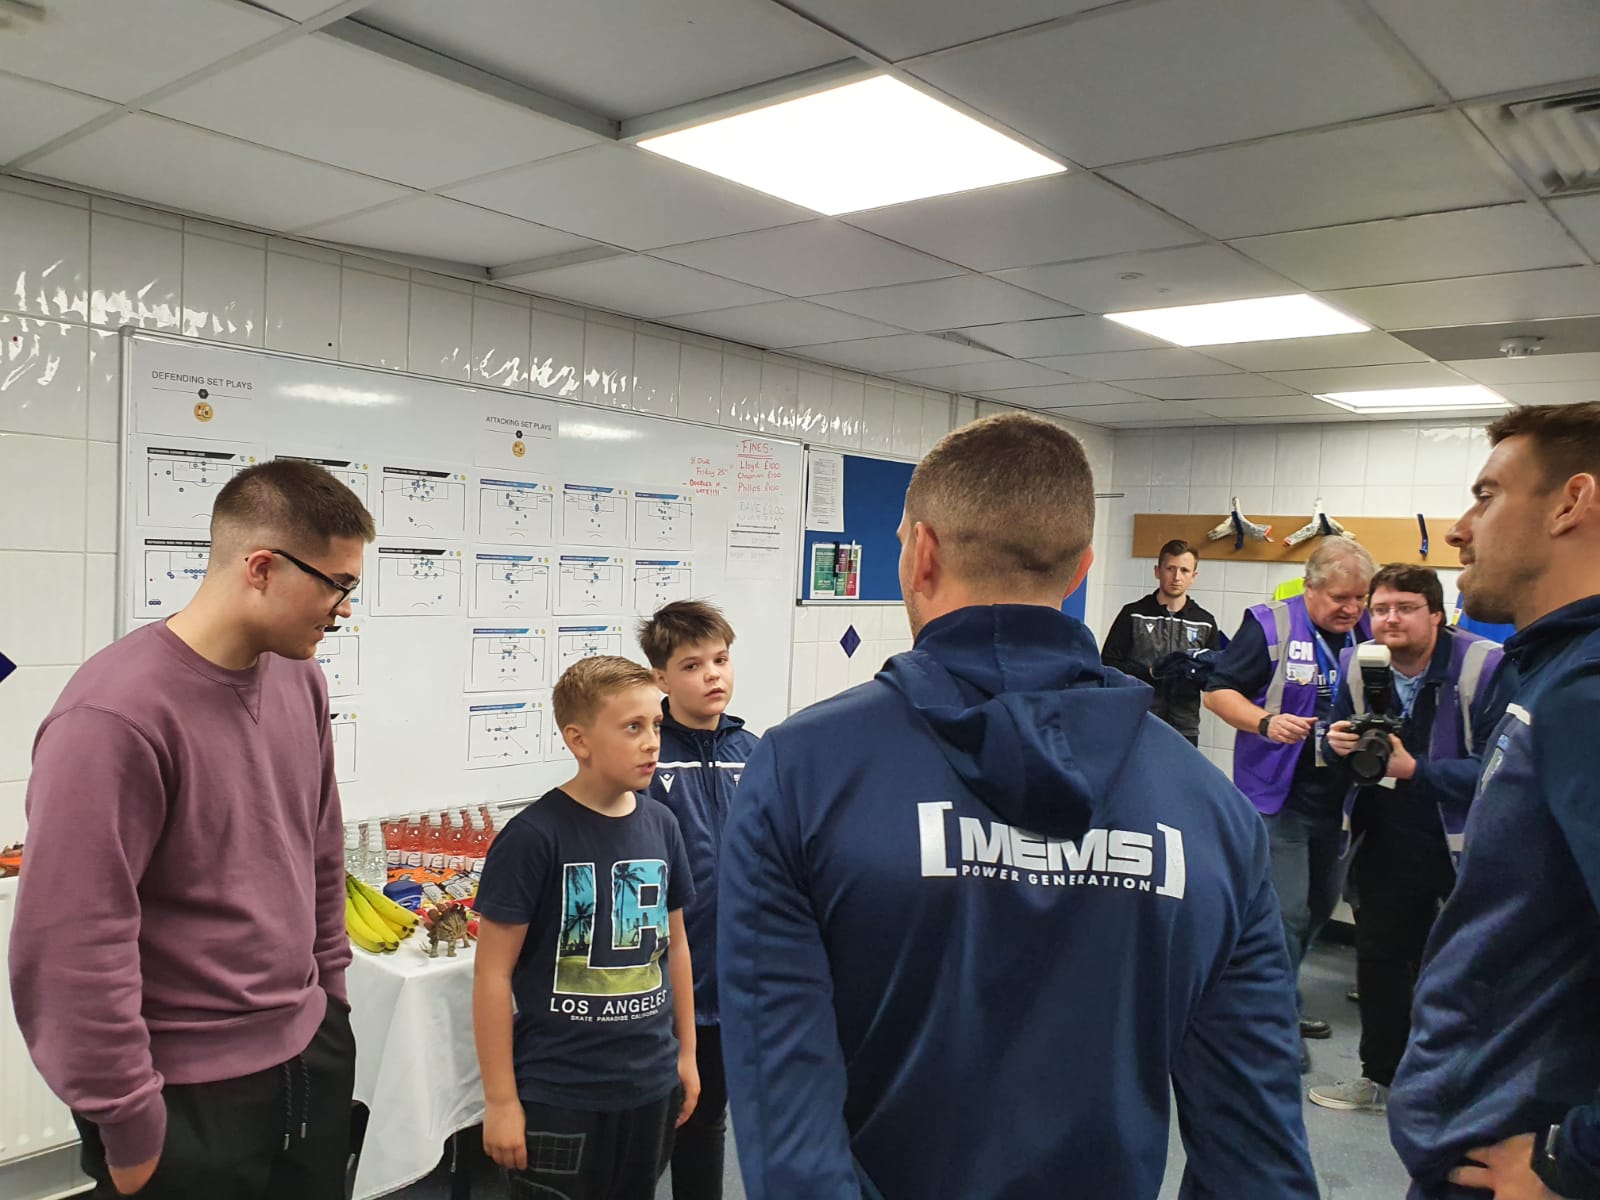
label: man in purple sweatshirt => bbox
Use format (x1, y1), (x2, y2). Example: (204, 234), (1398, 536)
(9, 459), (374, 1199)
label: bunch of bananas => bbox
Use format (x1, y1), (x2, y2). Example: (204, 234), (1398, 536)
(345, 873), (419, 954)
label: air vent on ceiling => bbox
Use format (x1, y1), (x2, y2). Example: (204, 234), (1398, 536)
(1475, 88), (1600, 198)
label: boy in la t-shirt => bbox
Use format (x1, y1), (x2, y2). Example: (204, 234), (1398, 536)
(473, 656), (698, 1198)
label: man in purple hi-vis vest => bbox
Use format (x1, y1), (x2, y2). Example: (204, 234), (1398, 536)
(1310, 564), (1511, 1118)
(1203, 538), (1377, 1074)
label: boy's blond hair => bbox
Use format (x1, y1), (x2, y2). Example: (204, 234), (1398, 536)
(552, 656), (657, 730)
(635, 600), (736, 670)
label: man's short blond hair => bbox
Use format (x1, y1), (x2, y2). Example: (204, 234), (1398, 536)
(552, 656), (657, 729)
(905, 412), (1094, 593)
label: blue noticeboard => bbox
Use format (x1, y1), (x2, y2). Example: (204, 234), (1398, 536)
(802, 453), (914, 603)
(801, 450), (1088, 622)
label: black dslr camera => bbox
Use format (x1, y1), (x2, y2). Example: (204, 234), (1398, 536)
(1347, 642), (1405, 785)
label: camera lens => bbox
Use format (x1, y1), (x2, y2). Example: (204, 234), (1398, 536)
(1350, 729), (1392, 785)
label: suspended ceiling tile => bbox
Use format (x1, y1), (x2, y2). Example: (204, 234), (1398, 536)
(893, 359), (1075, 391)
(1107, 114), (1523, 240)
(1326, 267), (1600, 330)
(654, 221), (962, 296)
(1492, 380), (1600, 405)
(1204, 332), (1430, 372)
(668, 300), (902, 348)
(812, 274), (1075, 331)
(1447, 352), (1600, 386)
(354, 0), (847, 120)
(1260, 361), (1471, 393)
(299, 196), (594, 266)
(1389, 315), (1600, 361)
(1367, 0), (1600, 99)
(954, 314), (1166, 358)
(1230, 204), (1587, 291)
(0, 0), (286, 103)
(149, 35), (599, 190)
(25, 114), (411, 232)
(1195, 395), (1345, 419)
(978, 381), (1149, 408)
(1551, 194), (1600, 261)
(845, 174), (1195, 272)
(779, 0), (1107, 61)
(252, 0), (350, 18)
(910, 0), (1436, 167)
(0, 75), (114, 166)
(787, 332), (1001, 373)
(1033, 347), (1239, 381)
(445, 143), (810, 252)
(994, 244), (1293, 313)
(498, 255), (780, 321)
(1040, 400), (1205, 425)
(1117, 373), (1298, 401)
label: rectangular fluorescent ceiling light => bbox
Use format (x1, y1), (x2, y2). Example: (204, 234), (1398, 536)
(1317, 385), (1510, 414)
(1104, 294), (1369, 346)
(638, 75), (1065, 215)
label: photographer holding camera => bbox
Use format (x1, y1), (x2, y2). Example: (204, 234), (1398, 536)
(1312, 564), (1512, 1117)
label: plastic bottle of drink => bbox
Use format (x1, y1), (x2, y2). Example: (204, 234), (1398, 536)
(403, 814), (425, 870)
(382, 817), (403, 870)
(425, 813), (447, 873)
(445, 813), (468, 873)
(471, 807), (494, 874)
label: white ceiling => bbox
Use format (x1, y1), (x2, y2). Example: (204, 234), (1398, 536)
(1, 0), (1597, 429)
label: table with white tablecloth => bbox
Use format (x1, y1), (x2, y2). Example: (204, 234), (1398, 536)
(347, 937), (482, 1200)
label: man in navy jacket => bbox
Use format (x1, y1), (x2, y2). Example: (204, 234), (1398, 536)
(1390, 402), (1600, 1199)
(719, 412), (1315, 1200)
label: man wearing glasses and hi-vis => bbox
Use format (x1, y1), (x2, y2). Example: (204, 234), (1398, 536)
(10, 460), (374, 1200)
(1312, 564), (1513, 1117)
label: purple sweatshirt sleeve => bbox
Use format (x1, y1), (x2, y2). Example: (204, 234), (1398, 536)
(311, 686), (351, 1008)
(8, 707), (169, 1167)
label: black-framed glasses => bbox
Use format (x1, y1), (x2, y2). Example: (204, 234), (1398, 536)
(263, 548), (359, 610)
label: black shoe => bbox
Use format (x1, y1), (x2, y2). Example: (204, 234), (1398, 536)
(1346, 989), (1359, 1003)
(1299, 1039), (1312, 1075)
(1300, 1018), (1332, 1039)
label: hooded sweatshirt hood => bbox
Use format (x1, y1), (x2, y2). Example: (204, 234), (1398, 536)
(878, 604), (1154, 839)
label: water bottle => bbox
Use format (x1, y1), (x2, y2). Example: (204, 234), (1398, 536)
(343, 823), (362, 878)
(360, 822), (387, 888)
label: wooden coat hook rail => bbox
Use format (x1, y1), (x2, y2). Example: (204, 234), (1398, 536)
(1131, 512), (1464, 566)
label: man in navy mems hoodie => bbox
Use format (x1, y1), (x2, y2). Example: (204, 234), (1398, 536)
(718, 413), (1315, 1200)
(1389, 402), (1600, 1200)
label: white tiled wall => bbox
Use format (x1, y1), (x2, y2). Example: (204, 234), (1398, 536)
(0, 175), (1115, 843)
(789, 603), (916, 715)
(1103, 421), (1490, 776)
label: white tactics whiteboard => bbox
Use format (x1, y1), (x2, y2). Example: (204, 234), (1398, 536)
(118, 331), (801, 820)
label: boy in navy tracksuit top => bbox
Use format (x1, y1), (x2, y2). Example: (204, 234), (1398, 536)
(1389, 404), (1600, 1199)
(638, 601), (760, 1200)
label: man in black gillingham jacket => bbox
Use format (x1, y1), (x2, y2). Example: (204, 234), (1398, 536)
(1102, 538), (1222, 745)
